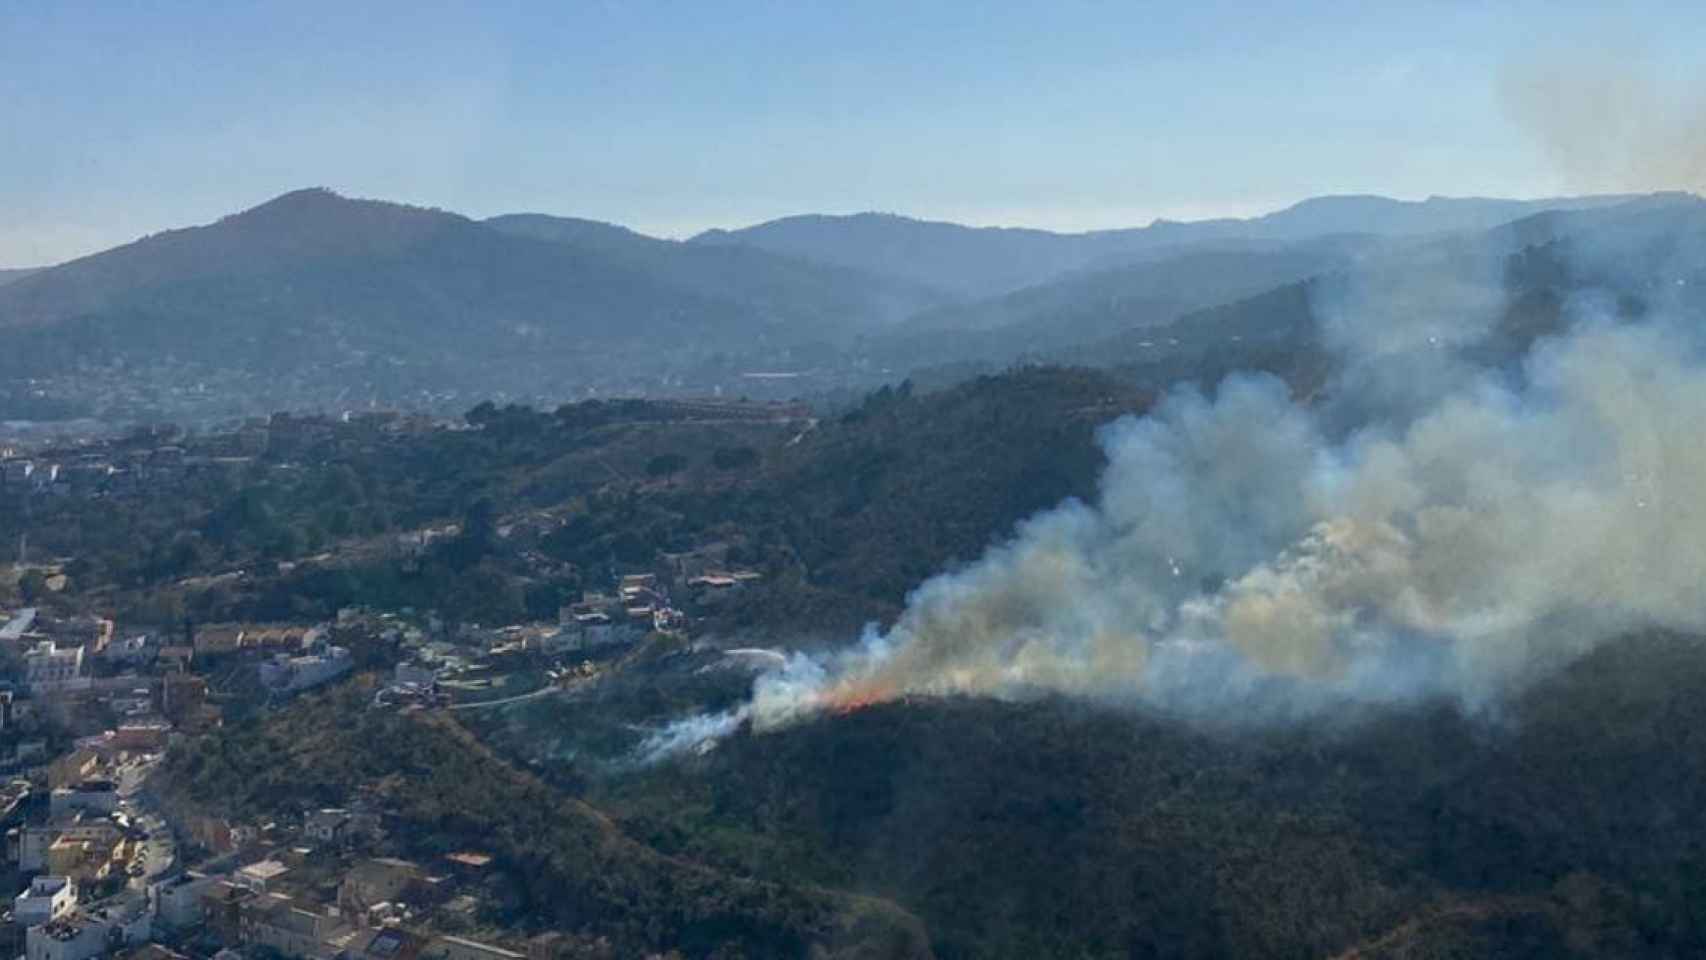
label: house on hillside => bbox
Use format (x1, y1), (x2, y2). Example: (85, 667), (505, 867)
(337, 858), (421, 917)
(258, 647), (351, 696)
(14, 876), (78, 927)
(200, 881), (254, 944)
(238, 894), (348, 960)
(304, 809), (351, 846)
(233, 860), (290, 894)
(23, 642), (85, 692)
(152, 872), (220, 930)
(26, 896), (151, 960)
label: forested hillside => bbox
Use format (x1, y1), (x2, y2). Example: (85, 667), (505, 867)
(158, 678), (932, 959)
(585, 632), (1706, 959)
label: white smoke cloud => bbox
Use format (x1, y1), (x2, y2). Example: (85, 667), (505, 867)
(726, 323), (1702, 736)
(639, 205), (1706, 757)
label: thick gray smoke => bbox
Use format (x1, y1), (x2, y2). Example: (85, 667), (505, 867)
(641, 203), (1706, 760)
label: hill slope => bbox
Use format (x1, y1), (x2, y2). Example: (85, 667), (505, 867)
(158, 678), (933, 959)
(858, 240), (1360, 370)
(592, 631), (1706, 959)
(0, 191), (940, 420)
(485, 212), (948, 328)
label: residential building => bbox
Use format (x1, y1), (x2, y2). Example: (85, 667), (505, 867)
(392, 662), (437, 689)
(1, 460), (34, 490)
(51, 781), (119, 819)
(117, 945), (189, 960)
(25, 898), (150, 960)
(341, 928), (425, 960)
(103, 637), (154, 668)
(0, 608), (39, 642)
(155, 647), (194, 675)
(48, 749), (102, 790)
(258, 647), (352, 695)
(191, 626), (245, 658)
(200, 881), (253, 945)
(303, 809), (351, 845)
(24, 642), (84, 691)
(46, 835), (116, 885)
(110, 723), (169, 753)
(233, 860), (290, 894)
(544, 614), (630, 654)
(25, 913), (110, 960)
(20, 817), (121, 873)
(440, 852), (492, 878)
(239, 894), (347, 960)
(337, 858), (420, 917)
(158, 673), (205, 727)
(14, 876), (77, 927)
(152, 872), (219, 930)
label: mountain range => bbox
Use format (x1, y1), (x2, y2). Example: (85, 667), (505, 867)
(0, 187), (1692, 424)
(688, 194), (1636, 298)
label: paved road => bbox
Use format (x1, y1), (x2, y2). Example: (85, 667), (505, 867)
(115, 756), (178, 889)
(446, 682), (567, 711)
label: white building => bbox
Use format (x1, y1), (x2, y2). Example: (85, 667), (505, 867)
(258, 647), (352, 695)
(25, 914), (108, 960)
(303, 809), (350, 845)
(233, 860), (290, 894)
(152, 872), (220, 930)
(239, 894), (347, 960)
(543, 614), (632, 655)
(14, 876), (77, 928)
(25, 898), (149, 960)
(23, 642), (84, 691)
(0, 607), (38, 642)
(392, 662), (438, 688)
(20, 817), (121, 873)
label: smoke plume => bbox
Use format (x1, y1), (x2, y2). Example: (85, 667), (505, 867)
(1501, 50), (1706, 195)
(641, 200), (1706, 760)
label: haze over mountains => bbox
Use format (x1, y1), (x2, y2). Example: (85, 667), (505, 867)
(0, 187), (1692, 426)
(689, 194), (1637, 298)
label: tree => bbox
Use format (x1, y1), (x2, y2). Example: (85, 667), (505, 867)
(645, 453), (688, 478)
(712, 447), (760, 471)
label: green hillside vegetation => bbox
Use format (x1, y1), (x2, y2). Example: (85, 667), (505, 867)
(1, 359), (1325, 632)
(157, 677), (932, 959)
(586, 632), (1706, 959)
(0, 400), (798, 624)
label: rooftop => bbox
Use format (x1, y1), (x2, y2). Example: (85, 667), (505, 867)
(236, 859), (290, 881)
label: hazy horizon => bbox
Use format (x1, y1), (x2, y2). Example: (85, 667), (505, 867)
(1, 185), (1668, 272)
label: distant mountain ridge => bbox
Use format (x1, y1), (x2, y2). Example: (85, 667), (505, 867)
(483, 212), (949, 326)
(0, 268), (39, 287)
(0, 187), (1693, 424)
(0, 190), (951, 419)
(690, 194), (1641, 298)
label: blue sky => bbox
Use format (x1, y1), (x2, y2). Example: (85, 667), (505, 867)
(2, 1), (1702, 265)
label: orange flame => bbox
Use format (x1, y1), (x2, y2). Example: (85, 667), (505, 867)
(812, 673), (903, 714)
